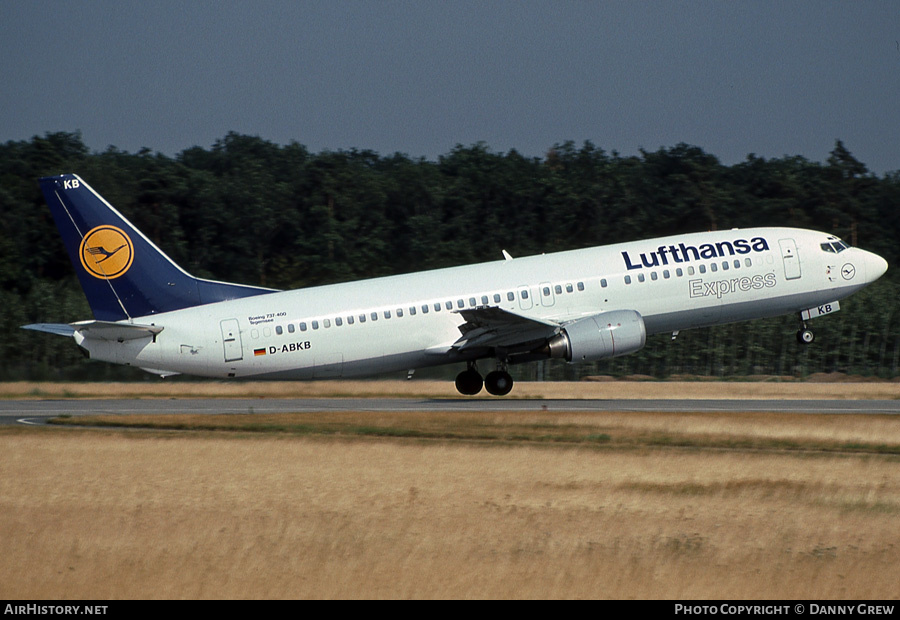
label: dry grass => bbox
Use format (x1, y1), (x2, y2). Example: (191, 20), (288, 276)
(50, 410), (900, 455)
(3, 379), (900, 400)
(2, 408), (900, 599)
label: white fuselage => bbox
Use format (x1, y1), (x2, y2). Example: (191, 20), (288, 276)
(76, 227), (887, 379)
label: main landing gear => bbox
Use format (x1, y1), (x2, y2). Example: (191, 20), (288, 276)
(455, 361), (514, 396)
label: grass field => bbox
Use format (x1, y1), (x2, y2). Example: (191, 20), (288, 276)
(2, 381), (899, 599)
(3, 378), (900, 400)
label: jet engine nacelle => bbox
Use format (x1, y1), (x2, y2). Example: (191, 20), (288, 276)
(545, 310), (646, 362)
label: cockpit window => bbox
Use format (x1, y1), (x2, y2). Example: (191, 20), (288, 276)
(821, 240), (850, 254)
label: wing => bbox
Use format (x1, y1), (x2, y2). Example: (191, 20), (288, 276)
(451, 306), (561, 352)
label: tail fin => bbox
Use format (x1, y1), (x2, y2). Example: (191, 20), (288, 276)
(39, 174), (275, 321)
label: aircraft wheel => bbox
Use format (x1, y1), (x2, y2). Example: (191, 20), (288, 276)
(484, 370), (514, 396)
(796, 329), (815, 345)
(455, 369), (484, 395)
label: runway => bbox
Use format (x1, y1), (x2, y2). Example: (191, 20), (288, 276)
(3, 397), (900, 425)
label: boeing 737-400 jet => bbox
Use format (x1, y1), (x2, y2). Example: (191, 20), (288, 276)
(24, 174), (888, 395)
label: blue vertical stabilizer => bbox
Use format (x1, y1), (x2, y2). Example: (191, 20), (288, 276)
(39, 174), (276, 321)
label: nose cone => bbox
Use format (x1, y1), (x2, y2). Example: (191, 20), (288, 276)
(865, 251), (888, 283)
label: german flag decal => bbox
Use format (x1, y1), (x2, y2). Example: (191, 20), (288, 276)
(254, 348), (266, 356)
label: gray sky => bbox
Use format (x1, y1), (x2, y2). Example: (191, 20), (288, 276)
(3, 1), (899, 173)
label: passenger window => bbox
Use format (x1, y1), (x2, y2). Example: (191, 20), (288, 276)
(722, 261), (729, 271)
(312, 321), (319, 330)
(409, 307), (416, 315)
(688, 266), (695, 275)
(493, 294), (501, 303)
(335, 317), (343, 327)
(663, 270), (670, 279)
(745, 258), (751, 267)
(543, 287), (550, 296)
(651, 272), (658, 281)
(521, 290), (529, 300)
(276, 325), (283, 335)
(371, 312), (378, 321)
(446, 301), (453, 310)
(300, 322), (307, 331)
(251, 329), (259, 339)
(699, 265), (706, 274)
(288, 324), (295, 333)
(397, 309), (404, 317)
(384, 310), (391, 319)
(507, 292), (515, 301)
(566, 284), (573, 293)
(554, 285), (562, 295)
(577, 282), (584, 291)
(421, 305), (429, 314)
(359, 314), (366, 322)
(638, 273), (645, 283)
(457, 299), (464, 308)
(435, 303), (442, 312)
(601, 279), (607, 288)
(323, 319), (331, 328)
(734, 259), (740, 269)
(625, 275), (632, 284)
(676, 268), (683, 277)
(347, 315), (354, 325)
(710, 263), (717, 272)
(469, 297), (476, 307)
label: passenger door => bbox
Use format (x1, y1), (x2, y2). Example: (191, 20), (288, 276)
(220, 319), (243, 362)
(779, 239), (802, 280)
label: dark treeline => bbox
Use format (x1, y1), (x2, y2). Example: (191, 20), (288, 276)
(2, 131), (898, 381)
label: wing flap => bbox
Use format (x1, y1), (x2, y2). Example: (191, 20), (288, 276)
(453, 306), (560, 351)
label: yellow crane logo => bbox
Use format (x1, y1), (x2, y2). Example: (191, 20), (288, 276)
(79, 226), (134, 279)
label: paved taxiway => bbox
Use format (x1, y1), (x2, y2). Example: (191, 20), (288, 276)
(3, 398), (900, 425)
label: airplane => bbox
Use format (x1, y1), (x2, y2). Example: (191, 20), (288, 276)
(24, 174), (888, 395)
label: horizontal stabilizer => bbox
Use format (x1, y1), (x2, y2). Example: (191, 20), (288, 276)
(21, 323), (77, 337)
(70, 320), (164, 341)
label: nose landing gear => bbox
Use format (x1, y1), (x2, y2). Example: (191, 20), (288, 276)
(796, 320), (815, 345)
